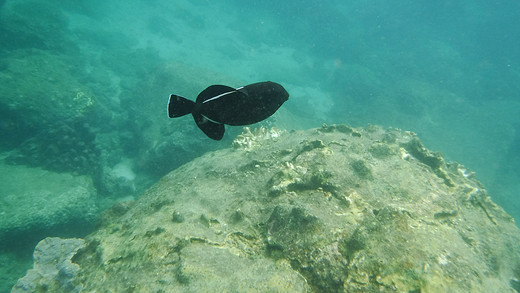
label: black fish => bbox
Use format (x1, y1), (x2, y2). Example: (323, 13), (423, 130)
(168, 81), (289, 140)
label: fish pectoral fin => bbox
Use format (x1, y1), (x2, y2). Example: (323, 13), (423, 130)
(193, 113), (225, 140)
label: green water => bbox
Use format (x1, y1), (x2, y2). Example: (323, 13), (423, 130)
(1, 0), (519, 291)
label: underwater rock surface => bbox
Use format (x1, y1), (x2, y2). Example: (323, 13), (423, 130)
(19, 125), (520, 292)
(0, 163), (97, 249)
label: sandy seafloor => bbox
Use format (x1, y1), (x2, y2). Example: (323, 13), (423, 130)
(0, 0), (519, 291)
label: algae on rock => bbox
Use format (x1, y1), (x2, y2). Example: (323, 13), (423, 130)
(18, 125), (520, 292)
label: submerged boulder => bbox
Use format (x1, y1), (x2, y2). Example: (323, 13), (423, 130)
(0, 163), (97, 250)
(17, 125), (520, 292)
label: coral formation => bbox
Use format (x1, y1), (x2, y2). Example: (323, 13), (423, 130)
(5, 119), (100, 174)
(12, 237), (85, 293)
(232, 126), (286, 150)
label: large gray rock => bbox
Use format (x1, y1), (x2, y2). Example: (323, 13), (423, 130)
(19, 125), (520, 292)
(0, 162), (98, 248)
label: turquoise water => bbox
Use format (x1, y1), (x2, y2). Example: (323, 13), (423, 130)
(0, 0), (519, 291)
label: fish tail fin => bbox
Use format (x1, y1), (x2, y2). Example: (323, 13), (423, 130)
(168, 94), (195, 118)
(193, 113), (225, 140)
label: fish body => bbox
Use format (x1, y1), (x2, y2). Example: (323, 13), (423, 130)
(168, 81), (289, 140)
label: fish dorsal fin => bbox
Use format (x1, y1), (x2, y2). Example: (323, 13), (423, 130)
(196, 85), (240, 104)
(192, 112), (225, 140)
